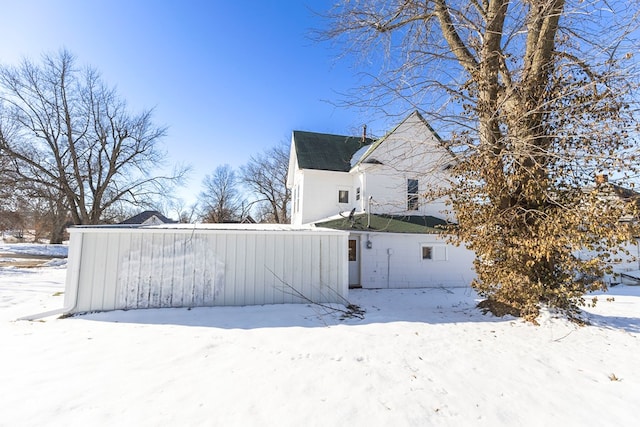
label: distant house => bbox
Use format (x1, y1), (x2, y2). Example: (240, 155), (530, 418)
(581, 174), (640, 284)
(287, 111), (475, 288)
(119, 211), (177, 226)
(589, 174), (640, 223)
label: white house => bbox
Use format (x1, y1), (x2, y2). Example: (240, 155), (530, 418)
(58, 111), (474, 316)
(287, 111), (476, 289)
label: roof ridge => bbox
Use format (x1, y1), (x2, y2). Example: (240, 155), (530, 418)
(351, 111), (456, 169)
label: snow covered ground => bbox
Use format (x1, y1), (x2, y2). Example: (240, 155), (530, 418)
(0, 243), (638, 426)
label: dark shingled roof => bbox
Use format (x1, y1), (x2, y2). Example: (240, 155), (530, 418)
(316, 214), (451, 234)
(119, 211), (176, 225)
(293, 130), (374, 172)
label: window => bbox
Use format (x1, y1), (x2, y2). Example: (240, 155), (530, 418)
(338, 190), (349, 204)
(422, 246), (433, 260)
(408, 178), (419, 210)
(292, 187), (296, 213)
(348, 239), (357, 261)
(293, 185), (300, 213)
(421, 244), (448, 261)
(356, 187), (361, 201)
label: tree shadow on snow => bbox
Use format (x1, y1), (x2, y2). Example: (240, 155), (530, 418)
(583, 285), (640, 333)
(584, 313), (640, 334)
(72, 287), (516, 329)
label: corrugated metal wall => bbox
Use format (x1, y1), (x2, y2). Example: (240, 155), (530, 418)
(64, 226), (348, 314)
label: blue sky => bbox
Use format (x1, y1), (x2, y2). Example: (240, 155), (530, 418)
(1, 1), (387, 203)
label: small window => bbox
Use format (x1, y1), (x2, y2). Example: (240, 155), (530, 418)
(348, 239), (357, 261)
(408, 179), (419, 211)
(292, 187), (297, 213)
(356, 187), (361, 201)
(421, 245), (448, 261)
(338, 190), (349, 204)
(422, 246), (433, 260)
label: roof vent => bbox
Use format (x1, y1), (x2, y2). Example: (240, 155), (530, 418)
(362, 124), (367, 143)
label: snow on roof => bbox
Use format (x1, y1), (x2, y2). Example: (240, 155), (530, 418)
(67, 223), (346, 235)
(349, 144), (371, 168)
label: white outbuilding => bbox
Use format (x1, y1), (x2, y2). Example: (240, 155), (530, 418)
(63, 224), (348, 315)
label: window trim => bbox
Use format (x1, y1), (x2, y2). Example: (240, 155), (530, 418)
(293, 185), (300, 214)
(407, 178), (419, 211)
(420, 244), (448, 262)
(421, 245), (433, 260)
(338, 189), (349, 204)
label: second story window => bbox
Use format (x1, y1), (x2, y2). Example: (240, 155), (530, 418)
(407, 178), (419, 210)
(338, 190), (349, 204)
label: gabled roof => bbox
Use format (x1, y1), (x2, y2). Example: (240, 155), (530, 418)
(584, 176), (640, 202)
(610, 183), (640, 202)
(315, 213), (450, 234)
(119, 211), (177, 225)
(351, 110), (456, 170)
(292, 130), (374, 172)
(596, 180), (640, 219)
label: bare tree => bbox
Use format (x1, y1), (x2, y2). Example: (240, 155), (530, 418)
(240, 141), (291, 223)
(0, 154), (34, 239)
(0, 50), (187, 243)
(0, 152), (14, 208)
(198, 164), (245, 223)
(325, 1), (640, 319)
(152, 197), (197, 224)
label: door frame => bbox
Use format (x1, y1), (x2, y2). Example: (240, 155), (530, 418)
(348, 235), (361, 288)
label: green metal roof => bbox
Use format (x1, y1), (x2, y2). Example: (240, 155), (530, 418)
(315, 214), (451, 234)
(292, 130), (373, 172)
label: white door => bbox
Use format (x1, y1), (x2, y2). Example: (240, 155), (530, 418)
(348, 237), (360, 287)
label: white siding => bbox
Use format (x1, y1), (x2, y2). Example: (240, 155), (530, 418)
(354, 232), (475, 288)
(294, 169), (355, 225)
(349, 113), (454, 220)
(64, 225), (348, 314)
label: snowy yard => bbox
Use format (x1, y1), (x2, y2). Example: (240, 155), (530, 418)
(1, 243), (638, 426)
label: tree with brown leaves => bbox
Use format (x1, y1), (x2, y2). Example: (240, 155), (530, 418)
(325, 0), (640, 319)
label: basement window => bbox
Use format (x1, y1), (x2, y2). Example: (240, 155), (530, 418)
(338, 190), (349, 204)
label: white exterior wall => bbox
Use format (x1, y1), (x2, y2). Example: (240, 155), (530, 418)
(352, 232), (475, 288)
(64, 225), (348, 314)
(577, 239), (640, 285)
(292, 169), (355, 225)
(357, 166), (449, 218)
(350, 112), (455, 220)
(288, 112), (456, 225)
